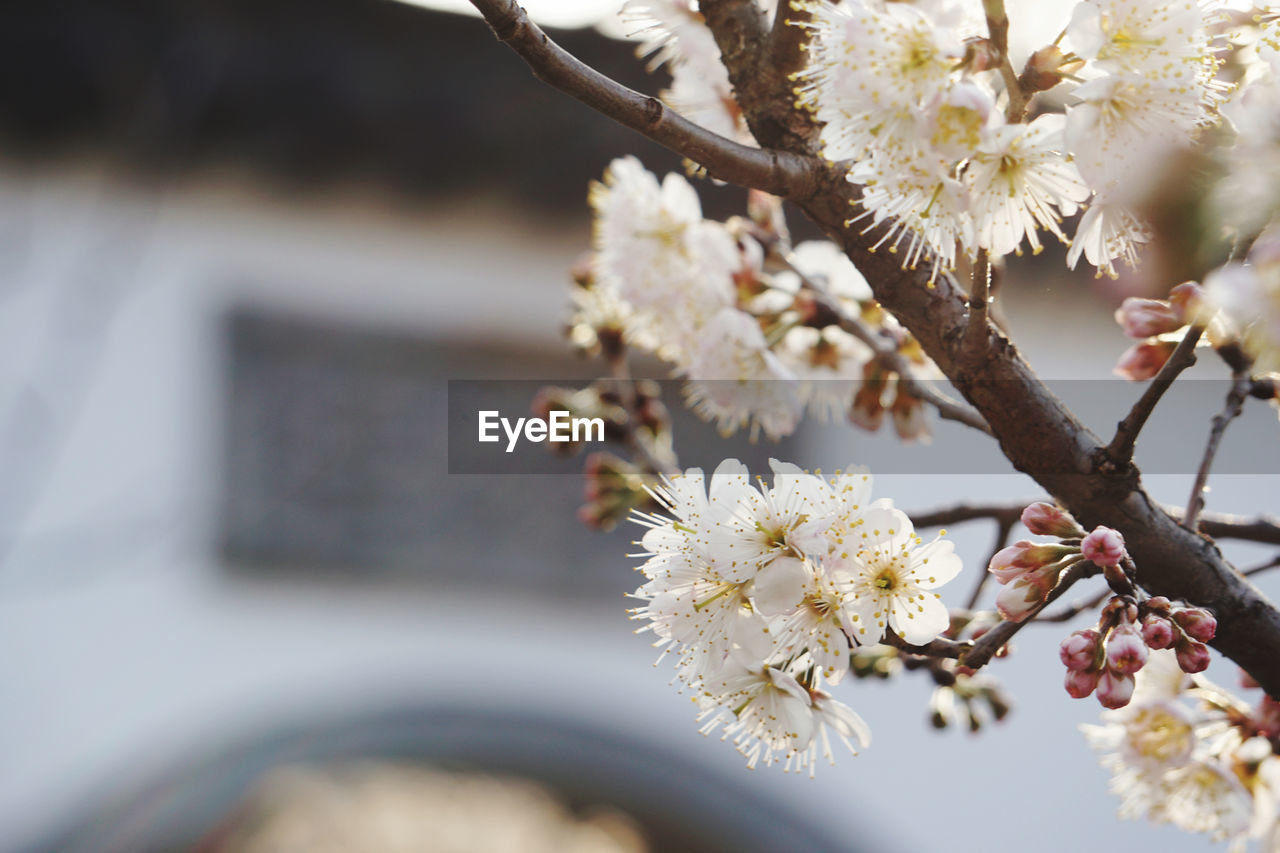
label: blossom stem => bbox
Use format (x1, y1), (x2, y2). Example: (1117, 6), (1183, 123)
(1185, 370), (1251, 531)
(962, 560), (1099, 669)
(1106, 325), (1204, 465)
(982, 0), (1029, 121)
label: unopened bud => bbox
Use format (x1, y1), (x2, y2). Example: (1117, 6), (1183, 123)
(1172, 607), (1217, 643)
(1021, 502), (1085, 538)
(1143, 596), (1172, 614)
(1020, 45), (1084, 93)
(1065, 668), (1100, 699)
(1175, 638), (1211, 674)
(1115, 297), (1183, 339)
(1060, 629), (1102, 671)
(1141, 615), (1177, 650)
(961, 36), (1002, 72)
(996, 573), (1055, 622)
(1167, 282), (1206, 324)
(988, 541), (1075, 583)
(1114, 340), (1176, 381)
(1082, 526), (1126, 567)
(1106, 624), (1149, 675)
(1096, 670), (1136, 709)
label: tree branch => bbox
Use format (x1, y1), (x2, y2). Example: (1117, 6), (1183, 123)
(1106, 325), (1203, 464)
(1185, 371), (1251, 531)
(962, 562), (1099, 669)
(467, 0), (826, 198)
(982, 0), (1029, 121)
(469, 0), (1280, 696)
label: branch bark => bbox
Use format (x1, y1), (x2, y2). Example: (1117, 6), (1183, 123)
(467, 0), (1280, 696)
(468, 0), (826, 198)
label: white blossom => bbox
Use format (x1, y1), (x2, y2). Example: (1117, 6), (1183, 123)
(832, 505), (962, 645)
(965, 114), (1090, 257)
(681, 307), (803, 440)
(589, 156), (736, 358)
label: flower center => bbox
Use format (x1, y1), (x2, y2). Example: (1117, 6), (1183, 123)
(874, 567), (900, 591)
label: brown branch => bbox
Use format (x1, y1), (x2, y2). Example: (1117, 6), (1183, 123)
(967, 514), (1018, 610)
(907, 501), (1028, 529)
(1195, 512), (1280, 547)
(982, 0), (1029, 121)
(467, 0), (825, 198)
(882, 630), (970, 661)
(1106, 325), (1204, 464)
(962, 562), (1099, 669)
(470, 0), (1280, 696)
(1185, 371), (1251, 531)
(1245, 555), (1280, 578)
(777, 255), (992, 434)
(965, 251), (991, 356)
(817, 287), (993, 435)
(1036, 586), (1111, 623)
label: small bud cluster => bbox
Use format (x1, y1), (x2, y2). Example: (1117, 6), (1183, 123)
(1061, 595), (1217, 709)
(987, 503), (1128, 623)
(1113, 282), (1205, 380)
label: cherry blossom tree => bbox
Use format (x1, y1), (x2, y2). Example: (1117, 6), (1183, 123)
(470, 0), (1280, 846)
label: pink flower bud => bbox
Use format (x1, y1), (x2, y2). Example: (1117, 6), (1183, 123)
(1064, 668), (1100, 699)
(1082, 526), (1126, 568)
(1096, 670), (1136, 709)
(1115, 297), (1183, 339)
(1167, 282), (1206, 324)
(1141, 615), (1177, 650)
(988, 541), (1074, 583)
(1172, 608), (1217, 643)
(1114, 340), (1176, 381)
(1021, 502), (1085, 538)
(996, 574), (1054, 622)
(1143, 596), (1172, 614)
(1175, 638), (1211, 674)
(1060, 629), (1101, 671)
(1106, 624), (1149, 675)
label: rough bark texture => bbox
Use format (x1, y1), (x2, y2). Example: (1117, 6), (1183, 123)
(469, 0), (1280, 695)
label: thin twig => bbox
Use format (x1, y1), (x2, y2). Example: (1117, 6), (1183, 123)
(783, 257), (994, 435)
(467, 0), (825, 199)
(966, 514), (1017, 610)
(962, 561), (1099, 669)
(982, 0), (1029, 121)
(1036, 586), (1110, 623)
(1106, 325), (1203, 464)
(1185, 371), (1251, 531)
(1244, 555), (1280, 578)
(908, 501), (1029, 529)
(882, 630), (970, 661)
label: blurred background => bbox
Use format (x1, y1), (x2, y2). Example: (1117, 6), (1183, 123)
(0, 1), (1276, 852)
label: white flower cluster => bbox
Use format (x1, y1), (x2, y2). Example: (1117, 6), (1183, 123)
(1083, 651), (1280, 848)
(630, 458), (963, 773)
(793, 0), (1229, 279)
(582, 156), (935, 440)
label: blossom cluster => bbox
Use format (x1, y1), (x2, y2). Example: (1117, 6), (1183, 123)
(1061, 594), (1217, 709)
(792, 0), (1234, 280)
(578, 156), (937, 440)
(1083, 652), (1280, 847)
(1112, 281), (1206, 380)
(984, 501), (1129, 623)
(629, 458), (963, 772)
